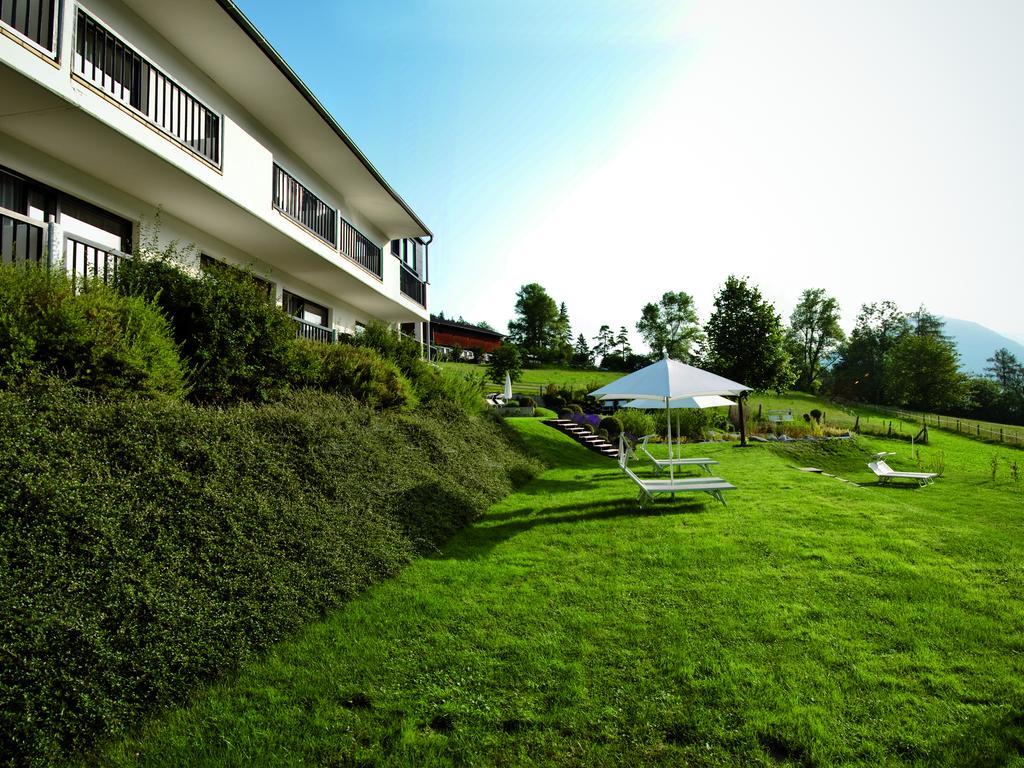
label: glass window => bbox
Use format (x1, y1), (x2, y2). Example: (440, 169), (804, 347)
(283, 290), (328, 327)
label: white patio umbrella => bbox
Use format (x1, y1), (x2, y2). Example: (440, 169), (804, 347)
(503, 372), (513, 403)
(590, 356), (750, 482)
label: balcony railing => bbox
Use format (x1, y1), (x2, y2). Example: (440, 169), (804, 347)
(1, 0), (57, 55)
(272, 164), (337, 246)
(65, 233), (127, 289)
(400, 263), (426, 307)
(339, 218), (381, 278)
(73, 9), (222, 166)
(0, 207), (47, 266)
(290, 315), (337, 344)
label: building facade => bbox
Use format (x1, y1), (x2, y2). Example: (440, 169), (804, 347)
(0, 0), (431, 345)
(430, 315), (504, 362)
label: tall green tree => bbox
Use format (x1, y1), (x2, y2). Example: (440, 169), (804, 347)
(571, 333), (593, 368)
(616, 326), (633, 357)
(830, 301), (910, 402)
(592, 325), (615, 363)
(786, 288), (844, 392)
(909, 306), (948, 339)
(506, 283), (561, 363)
(883, 333), (965, 412)
(704, 275), (793, 392)
(985, 348), (1024, 391)
(636, 291), (703, 362)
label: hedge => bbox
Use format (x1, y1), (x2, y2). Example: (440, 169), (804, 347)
(0, 385), (541, 766)
(0, 264), (185, 399)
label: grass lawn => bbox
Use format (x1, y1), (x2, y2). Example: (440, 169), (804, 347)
(91, 414), (1024, 767)
(440, 362), (620, 393)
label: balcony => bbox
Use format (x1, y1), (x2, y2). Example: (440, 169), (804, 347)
(1, 0), (57, 56)
(272, 164), (337, 246)
(0, 207), (47, 265)
(339, 217), (381, 278)
(400, 263), (426, 307)
(1, 206), (128, 289)
(290, 315), (337, 344)
(73, 9), (222, 166)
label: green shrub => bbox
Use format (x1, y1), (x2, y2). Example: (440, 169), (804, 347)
(116, 249), (301, 404)
(568, 403), (584, 415)
(0, 385), (540, 766)
(302, 342), (416, 411)
(505, 399), (520, 408)
(558, 408), (573, 419)
(654, 408), (728, 441)
(519, 396), (536, 408)
(597, 427), (609, 440)
(0, 264), (185, 398)
(545, 394), (566, 411)
(616, 409), (656, 439)
(353, 321), (423, 378)
(599, 415), (624, 438)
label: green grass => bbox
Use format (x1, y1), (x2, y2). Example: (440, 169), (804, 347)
(90, 410), (1024, 767)
(440, 362), (620, 394)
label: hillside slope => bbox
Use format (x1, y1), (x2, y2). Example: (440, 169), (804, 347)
(941, 316), (1024, 374)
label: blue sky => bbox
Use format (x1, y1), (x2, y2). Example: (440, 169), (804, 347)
(236, 1), (1024, 347)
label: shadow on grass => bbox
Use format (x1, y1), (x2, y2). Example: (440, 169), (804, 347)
(444, 497), (712, 560)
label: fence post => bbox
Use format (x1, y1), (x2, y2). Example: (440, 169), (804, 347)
(46, 220), (63, 272)
(957, 420), (960, 432)
(1000, 428), (1004, 442)
(977, 424), (981, 436)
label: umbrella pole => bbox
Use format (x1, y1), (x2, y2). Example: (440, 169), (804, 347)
(667, 396), (674, 493)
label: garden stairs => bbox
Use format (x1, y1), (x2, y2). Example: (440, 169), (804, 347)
(544, 419), (620, 459)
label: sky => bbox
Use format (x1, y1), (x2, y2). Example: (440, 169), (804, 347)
(236, 0), (1024, 350)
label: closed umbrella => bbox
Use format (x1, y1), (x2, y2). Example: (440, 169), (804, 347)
(503, 372), (513, 403)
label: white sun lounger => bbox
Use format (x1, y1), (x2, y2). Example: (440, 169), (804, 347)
(868, 460), (937, 487)
(618, 446), (735, 507)
(637, 434), (718, 476)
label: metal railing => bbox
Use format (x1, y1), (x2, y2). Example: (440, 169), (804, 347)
(65, 233), (127, 289)
(73, 9), (222, 165)
(339, 217), (382, 278)
(0, 207), (47, 265)
(290, 315), (337, 344)
(272, 164), (337, 246)
(400, 263), (426, 306)
(1, 0), (57, 55)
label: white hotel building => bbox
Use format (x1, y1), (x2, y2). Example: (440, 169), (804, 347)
(0, 0), (432, 345)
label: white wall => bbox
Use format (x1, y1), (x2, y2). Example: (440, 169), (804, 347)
(0, 0), (420, 319)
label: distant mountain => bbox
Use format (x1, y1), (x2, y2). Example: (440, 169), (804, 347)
(940, 317), (1024, 375)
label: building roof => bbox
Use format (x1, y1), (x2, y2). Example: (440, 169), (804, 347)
(431, 316), (506, 339)
(121, 0), (432, 241)
(213, 0), (432, 242)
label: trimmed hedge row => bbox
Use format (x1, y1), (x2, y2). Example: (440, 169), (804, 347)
(0, 385), (540, 766)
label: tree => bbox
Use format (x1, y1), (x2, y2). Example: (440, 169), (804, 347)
(487, 344), (522, 383)
(909, 306), (948, 339)
(592, 325), (615, 364)
(506, 283), (561, 363)
(704, 275), (794, 392)
(571, 333), (593, 368)
(830, 301), (910, 402)
(883, 333), (965, 412)
(636, 291), (704, 362)
(476, 320), (496, 332)
(985, 348), (1024, 391)
(786, 288), (844, 392)
(616, 326), (632, 357)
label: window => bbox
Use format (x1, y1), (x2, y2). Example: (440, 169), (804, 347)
(0, 166), (130, 250)
(200, 254), (273, 298)
(283, 290), (328, 327)
(391, 239), (400, 257)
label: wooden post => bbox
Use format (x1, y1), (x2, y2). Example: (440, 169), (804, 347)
(738, 393), (748, 447)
